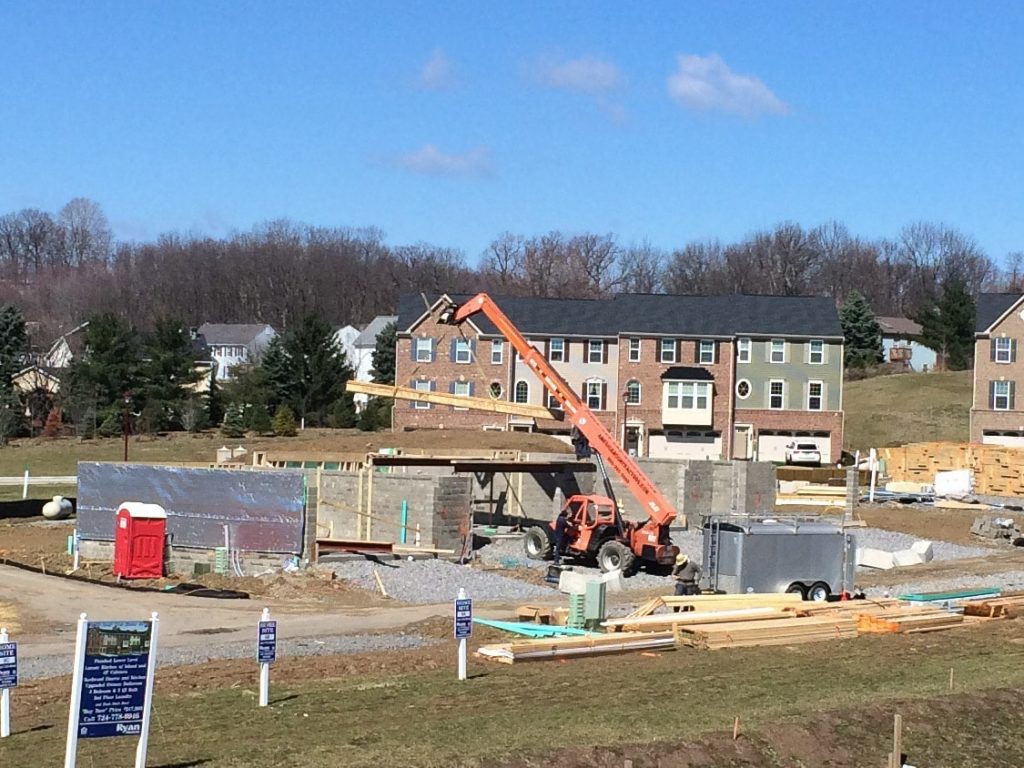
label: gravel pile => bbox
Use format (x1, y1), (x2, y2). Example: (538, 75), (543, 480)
(328, 559), (556, 603)
(852, 529), (990, 560)
(864, 570), (1024, 598)
(19, 632), (436, 682)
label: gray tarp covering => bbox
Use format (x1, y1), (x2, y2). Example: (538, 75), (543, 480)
(77, 463), (305, 553)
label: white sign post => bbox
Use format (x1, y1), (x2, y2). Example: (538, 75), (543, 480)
(869, 448), (878, 503)
(0, 626), (14, 738)
(63, 613), (88, 768)
(257, 608), (276, 708)
(454, 588), (472, 682)
(134, 612), (160, 768)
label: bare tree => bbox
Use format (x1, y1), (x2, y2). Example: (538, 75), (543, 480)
(618, 240), (665, 293)
(58, 198), (112, 265)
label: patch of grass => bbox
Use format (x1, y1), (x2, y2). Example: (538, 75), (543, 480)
(4, 623), (1024, 767)
(844, 370), (972, 451)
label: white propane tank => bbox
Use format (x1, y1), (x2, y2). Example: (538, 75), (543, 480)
(41, 495), (73, 520)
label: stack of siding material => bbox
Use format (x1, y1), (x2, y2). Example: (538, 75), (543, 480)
(883, 442), (1024, 496)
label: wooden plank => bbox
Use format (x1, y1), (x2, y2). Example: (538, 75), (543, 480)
(345, 380), (552, 420)
(603, 607), (790, 631)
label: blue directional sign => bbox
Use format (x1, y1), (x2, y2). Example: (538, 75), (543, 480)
(454, 598), (473, 639)
(257, 620), (277, 664)
(0, 642), (17, 689)
(78, 621), (152, 738)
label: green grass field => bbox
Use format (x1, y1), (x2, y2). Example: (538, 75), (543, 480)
(843, 370), (972, 452)
(2, 623), (1022, 767)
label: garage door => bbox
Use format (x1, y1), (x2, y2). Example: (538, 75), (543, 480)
(982, 431), (1024, 447)
(757, 432), (832, 464)
(649, 431), (722, 460)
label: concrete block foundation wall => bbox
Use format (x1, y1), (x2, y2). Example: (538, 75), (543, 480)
(79, 540), (285, 577)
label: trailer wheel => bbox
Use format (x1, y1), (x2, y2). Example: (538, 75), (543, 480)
(786, 582), (808, 600)
(523, 526), (553, 560)
(807, 582), (831, 602)
(597, 540), (636, 575)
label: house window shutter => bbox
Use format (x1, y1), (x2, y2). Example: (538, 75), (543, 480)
(449, 382), (456, 394)
(1013, 340), (1018, 363)
(450, 339), (457, 361)
(469, 339), (476, 359)
(603, 341), (608, 365)
(429, 338), (436, 362)
(992, 340), (997, 362)
(430, 380), (436, 392)
(410, 341), (416, 361)
(989, 381), (996, 410)
(601, 382), (607, 410)
(409, 380), (416, 409)
(1011, 381), (1017, 410)
(468, 382), (475, 397)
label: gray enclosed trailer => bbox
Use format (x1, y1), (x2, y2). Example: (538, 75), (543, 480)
(700, 517), (857, 600)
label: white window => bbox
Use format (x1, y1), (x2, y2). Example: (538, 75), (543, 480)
(993, 380), (1013, 410)
(736, 379), (751, 399)
(585, 380), (604, 410)
(628, 338), (641, 362)
(453, 381), (470, 410)
(995, 337), (1013, 364)
(660, 339), (677, 364)
(514, 380), (529, 404)
(547, 391), (563, 410)
(491, 340), (503, 365)
(624, 380), (641, 405)
(770, 339), (786, 363)
(699, 340), (716, 364)
(413, 380), (431, 409)
(808, 340), (825, 365)
(414, 337), (433, 363)
(807, 381), (823, 411)
(665, 381), (709, 410)
(588, 339), (603, 364)
(453, 338), (471, 364)
(769, 380), (785, 410)
(549, 338), (565, 362)
(737, 338), (751, 364)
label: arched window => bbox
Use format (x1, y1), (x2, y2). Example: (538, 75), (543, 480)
(625, 379), (641, 405)
(514, 380), (529, 404)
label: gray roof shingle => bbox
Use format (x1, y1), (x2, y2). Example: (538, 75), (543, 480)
(354, 315), (398, 347)
(398, 293), (843, 339)
(197, 323), (274, 345)
(976, 293), (1023, 333)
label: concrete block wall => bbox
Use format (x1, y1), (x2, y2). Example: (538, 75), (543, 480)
(433, 476), (473, 552)
(315, 471), (437, 545)
(79, 540), (284, 577)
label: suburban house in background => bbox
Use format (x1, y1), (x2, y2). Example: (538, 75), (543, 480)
(971, 293), (1024, 446)
(334, 324), (360, 370)
(348, 315), (397, 409)
(394, 293), (845, 463)
(197, 323), (277, 381)
(877, 316), (938, 371)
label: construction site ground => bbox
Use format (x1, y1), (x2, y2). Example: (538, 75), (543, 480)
(3, 499), (1024, 766)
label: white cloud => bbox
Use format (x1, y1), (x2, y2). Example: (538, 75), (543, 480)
(535, 54), (624, 94)
(418, 49), (453, 90)
(393, 144), (494, 178)
(667, 53), (786, 117)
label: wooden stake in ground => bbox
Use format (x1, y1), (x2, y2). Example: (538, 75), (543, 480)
(889, 713), (903, 768)
(733, 716), (740, 740)
(373, 569), (388, 598)
(949, 667), (954, 691)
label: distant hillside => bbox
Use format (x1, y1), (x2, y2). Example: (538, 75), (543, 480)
(843, 370), (972, 452)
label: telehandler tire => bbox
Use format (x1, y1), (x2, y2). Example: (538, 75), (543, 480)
(597, 539), (636, 575)
(523, 526), (553, 560)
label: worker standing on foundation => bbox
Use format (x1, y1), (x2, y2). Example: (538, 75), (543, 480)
(673, 553), (701, 596)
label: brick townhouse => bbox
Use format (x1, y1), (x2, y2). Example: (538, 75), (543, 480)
(971, 292), (1024, 446)
(394, 293), (845, 463)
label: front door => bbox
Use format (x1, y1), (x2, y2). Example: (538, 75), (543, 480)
(625, 425), (642, 456)
(732, 425), (751, 460)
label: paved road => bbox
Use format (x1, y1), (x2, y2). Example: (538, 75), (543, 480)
(2, 564), (519, 670)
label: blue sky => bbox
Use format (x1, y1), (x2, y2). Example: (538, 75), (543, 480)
(1, 2), (1023, 263)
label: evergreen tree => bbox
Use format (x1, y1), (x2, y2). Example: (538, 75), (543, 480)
(839, 292), (883, 368)
(370, 321), (397, 384)
(0, 305), (27, 387)
(259, 335), (294, 412)
(248, 403), (273, 434)
(328, 397), (357, 428)
(284, 314), (353, 427)
(357, 396), (392, 432)
(915, 278), (976, 370)
(141, 317), (203, 430)
(205, 369), (224, 427)
(221, 402), (246, 438)
(65, 313), (142, 415)
(271, 404), (298, 436)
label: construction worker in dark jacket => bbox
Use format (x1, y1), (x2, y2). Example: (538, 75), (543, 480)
(552, 508), (570, 564)
(673, 553), (701, 596)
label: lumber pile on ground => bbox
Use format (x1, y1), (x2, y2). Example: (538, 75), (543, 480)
(673, 615), (858, 649)
(477, 631), (676, 663)
(962, 592), (1024, 618)
(626, 592), (804, 619)
(857, 610), (964, 634)
(883, 442), (1024, 496)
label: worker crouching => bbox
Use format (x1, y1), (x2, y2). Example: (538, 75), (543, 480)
(673, 553), (700, 596)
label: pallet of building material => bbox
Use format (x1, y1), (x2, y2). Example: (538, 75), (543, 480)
(962, 593), (1024, 619)
(626, 592), (805, 619)
(857, 610), (963, 634)
(673, 615), (858, 650)
(476, 631), (677, 663)
(603, 606), (793, 632)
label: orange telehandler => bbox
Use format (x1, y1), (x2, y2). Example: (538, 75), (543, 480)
(439, 293), (680, 574)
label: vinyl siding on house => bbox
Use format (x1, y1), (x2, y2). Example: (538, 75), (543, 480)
(735, 339), (842, 410)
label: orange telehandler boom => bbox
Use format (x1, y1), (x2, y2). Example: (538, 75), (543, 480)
(440, 293), (680, 573)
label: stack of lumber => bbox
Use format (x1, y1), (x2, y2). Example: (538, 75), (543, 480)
(883, 442), (1024, 496)
(674, 615), (858, 649)
(603, 606), (792, 632)
(477, 631), (676, 663)
(857, 609), (964, 634)
(626, 592), (804, 619)
(962, 592), (1024, 618)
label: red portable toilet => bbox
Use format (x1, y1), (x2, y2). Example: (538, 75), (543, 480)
(113, 502), (167, 579)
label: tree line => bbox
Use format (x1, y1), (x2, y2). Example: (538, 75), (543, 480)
(2, 199), (1021, 346)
